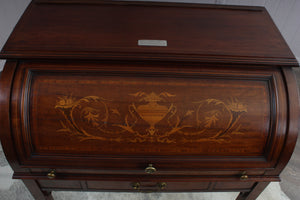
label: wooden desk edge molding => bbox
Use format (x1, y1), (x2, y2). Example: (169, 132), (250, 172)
(0, 1), (299, 200)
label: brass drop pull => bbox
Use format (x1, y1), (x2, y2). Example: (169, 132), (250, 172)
(145, 164), (157, 174)
(132, 182), (140, 190)
(131, 182), (167, 191)
(158, 182), (167, 190)
(240, 171), (248, 180)
(47, 170), (56, 179)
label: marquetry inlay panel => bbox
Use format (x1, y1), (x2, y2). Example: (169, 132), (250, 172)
(28, 71), (270, 156)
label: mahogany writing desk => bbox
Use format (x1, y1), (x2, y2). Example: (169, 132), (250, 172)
(0, 1), (299, 199)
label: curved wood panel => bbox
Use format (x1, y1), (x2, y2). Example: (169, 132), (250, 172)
(0, 61), (29, 173)
(4, 61), (289, 172)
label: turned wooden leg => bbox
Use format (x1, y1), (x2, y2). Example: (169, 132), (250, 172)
(22, 180), (54, 200)
(236, 182), (270, 200)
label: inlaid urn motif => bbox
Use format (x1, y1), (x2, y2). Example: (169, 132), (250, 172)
(55, 91), (247, 143)
(131, 92), (173, 135)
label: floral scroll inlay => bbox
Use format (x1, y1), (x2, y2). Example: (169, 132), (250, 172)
(55, 92), (247, 143)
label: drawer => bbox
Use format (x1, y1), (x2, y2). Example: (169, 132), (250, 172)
(29, 168), (266, 176)
(87, 181), (254, 192)
(37, 179), (254, 192)
(87, 180), (210, 191)
(11, 61), (288, 173)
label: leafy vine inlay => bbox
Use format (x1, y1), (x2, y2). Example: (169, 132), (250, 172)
(55, 92), (247, 143)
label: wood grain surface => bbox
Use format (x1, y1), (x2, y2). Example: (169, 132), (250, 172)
(4, 61), (286, 173)
(0, 1), (298, 66)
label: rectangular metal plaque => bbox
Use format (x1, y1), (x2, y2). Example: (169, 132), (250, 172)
(138, 40), (167, 47)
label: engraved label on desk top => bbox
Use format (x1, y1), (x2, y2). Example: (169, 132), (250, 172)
(55, 91), (247, 143)
(138, 40), (167, 47)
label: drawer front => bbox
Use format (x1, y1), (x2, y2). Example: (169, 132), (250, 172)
(87, 181), (254, 192)
(38, 179), (254, 192)
(87, 181), (253, 192)
(87, 181), (210, 191)
(29, 168), (266, 176)
(12, 62), (287, 172)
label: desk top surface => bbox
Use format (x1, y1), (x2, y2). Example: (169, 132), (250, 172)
(0, 1), (298, 66)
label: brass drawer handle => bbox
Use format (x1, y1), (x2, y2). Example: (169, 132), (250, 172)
(131, 182), (167, 190)
(47, 170), (56, 179)
(158, 182), (167, 190)
(145, 164), (156, 174)
(240, 171), (248, 180)
(132, 182), (140, 190)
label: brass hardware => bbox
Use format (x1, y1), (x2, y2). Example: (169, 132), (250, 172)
(240, 171), (248, 180)
(132, 182), (140, 190)
(158, 182), (167, 190)
(145, 164), (157, 174)
(131, 182), (167, 191)
(47, 170), (56, 179)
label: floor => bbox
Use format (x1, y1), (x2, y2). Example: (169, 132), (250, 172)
(1, 69), (300, 200)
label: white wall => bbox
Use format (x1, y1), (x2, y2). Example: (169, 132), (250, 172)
(0, 0), (31, 70)
(0, 0), (300, 71)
